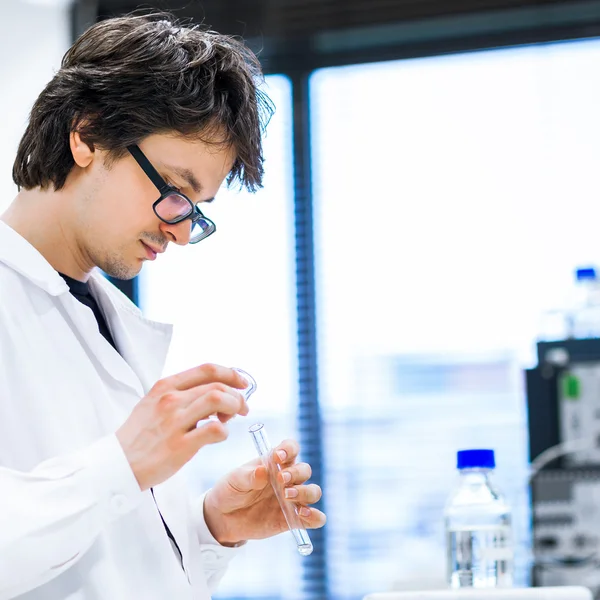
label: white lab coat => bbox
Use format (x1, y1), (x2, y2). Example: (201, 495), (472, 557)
(0, 221), (240, 599)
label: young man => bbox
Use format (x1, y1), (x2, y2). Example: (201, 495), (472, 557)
(0, 13), (325, 600)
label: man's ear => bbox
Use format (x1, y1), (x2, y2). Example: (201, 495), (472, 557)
(69, 129), (95, 168)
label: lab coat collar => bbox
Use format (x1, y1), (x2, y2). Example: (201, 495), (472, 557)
(0, 220), (173, 392)
(0, 220), (69, 296)
(89, 274), (173, 393)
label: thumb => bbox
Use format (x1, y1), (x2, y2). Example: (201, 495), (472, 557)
(249, 464), (269, 491)
(227, 462), (270, 493)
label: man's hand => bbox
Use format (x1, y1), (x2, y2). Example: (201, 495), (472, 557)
(203, 439), (326, 545)
(116, 364), (250, 491)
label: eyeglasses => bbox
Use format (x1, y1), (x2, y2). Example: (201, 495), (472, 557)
(127, 144), (216, 244)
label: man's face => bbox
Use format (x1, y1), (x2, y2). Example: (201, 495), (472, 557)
(70, 133), (235, 280)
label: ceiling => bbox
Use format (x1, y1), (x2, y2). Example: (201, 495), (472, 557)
(83, 0), (600, 71)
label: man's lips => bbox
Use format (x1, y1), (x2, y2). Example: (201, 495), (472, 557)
(141, 241), (165, 260)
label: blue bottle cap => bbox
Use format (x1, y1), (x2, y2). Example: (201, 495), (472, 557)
(576, 267), (597, 281)
(457, 449), (495, 469)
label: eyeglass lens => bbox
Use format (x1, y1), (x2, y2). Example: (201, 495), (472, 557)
(155, 193), (192, 222)
(155, 193), (213, 243)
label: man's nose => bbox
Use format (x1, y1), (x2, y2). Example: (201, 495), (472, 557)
(159, 218), (192, 246)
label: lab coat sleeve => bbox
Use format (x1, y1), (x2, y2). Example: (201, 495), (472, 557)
(0, 433), (144, 599)
(190, 492), (245, 593)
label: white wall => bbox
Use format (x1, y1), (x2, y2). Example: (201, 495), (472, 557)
(0, 1), (70, 210)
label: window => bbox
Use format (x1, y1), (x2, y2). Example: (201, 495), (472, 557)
(140, 75), (302, 599)
(310, 38), (600, 598)
(0, 3), (68, 211)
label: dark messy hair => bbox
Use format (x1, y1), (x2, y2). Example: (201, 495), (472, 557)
(13, 13), (273, 193)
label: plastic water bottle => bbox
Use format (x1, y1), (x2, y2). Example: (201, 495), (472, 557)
(538, 266), (600, 341)
(569, 267), (600, 338)
(444, 449), (513, 588)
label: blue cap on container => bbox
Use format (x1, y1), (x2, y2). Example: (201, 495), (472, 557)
(576, 267), (597, 281)
(457, 449), (495, 470)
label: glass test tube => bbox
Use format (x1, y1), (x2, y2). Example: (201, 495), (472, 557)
(202, 368), (256, 425)
(232, 367), (257, 401)
(249, 422), (313, 556)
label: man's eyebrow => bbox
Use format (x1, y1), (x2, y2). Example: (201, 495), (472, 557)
(164, 164), (203, 195)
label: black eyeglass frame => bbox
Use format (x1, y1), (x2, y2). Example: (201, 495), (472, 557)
(127, 144), (216, 244)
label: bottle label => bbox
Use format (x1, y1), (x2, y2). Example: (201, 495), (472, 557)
(479, 545), (514, 561)
(447, 525), (513, 588)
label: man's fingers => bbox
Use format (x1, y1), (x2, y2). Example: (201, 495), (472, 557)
(252, 464), (269, 489)
(158, 363), (250, 393)
(184, 419), (230, 449)
(273, 439), (300, 465)
(180, 386), (248, 430)
(228, 464), (270, 493)
(283, 483), (322, 504)
(297, 506), (327, 529)
(177, 382), (248, 411)
(279, 462), (312, 485)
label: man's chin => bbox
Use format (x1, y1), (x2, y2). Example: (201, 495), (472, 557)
(99, 260), (142, 281)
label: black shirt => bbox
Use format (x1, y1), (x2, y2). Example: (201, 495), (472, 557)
(58, 273), (117, 350)
(58, 272), (185, 571)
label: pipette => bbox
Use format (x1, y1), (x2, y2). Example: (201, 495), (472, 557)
(249, 422), (313, 556)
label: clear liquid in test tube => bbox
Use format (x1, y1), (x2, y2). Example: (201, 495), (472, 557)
(249, 422), (313, 556)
